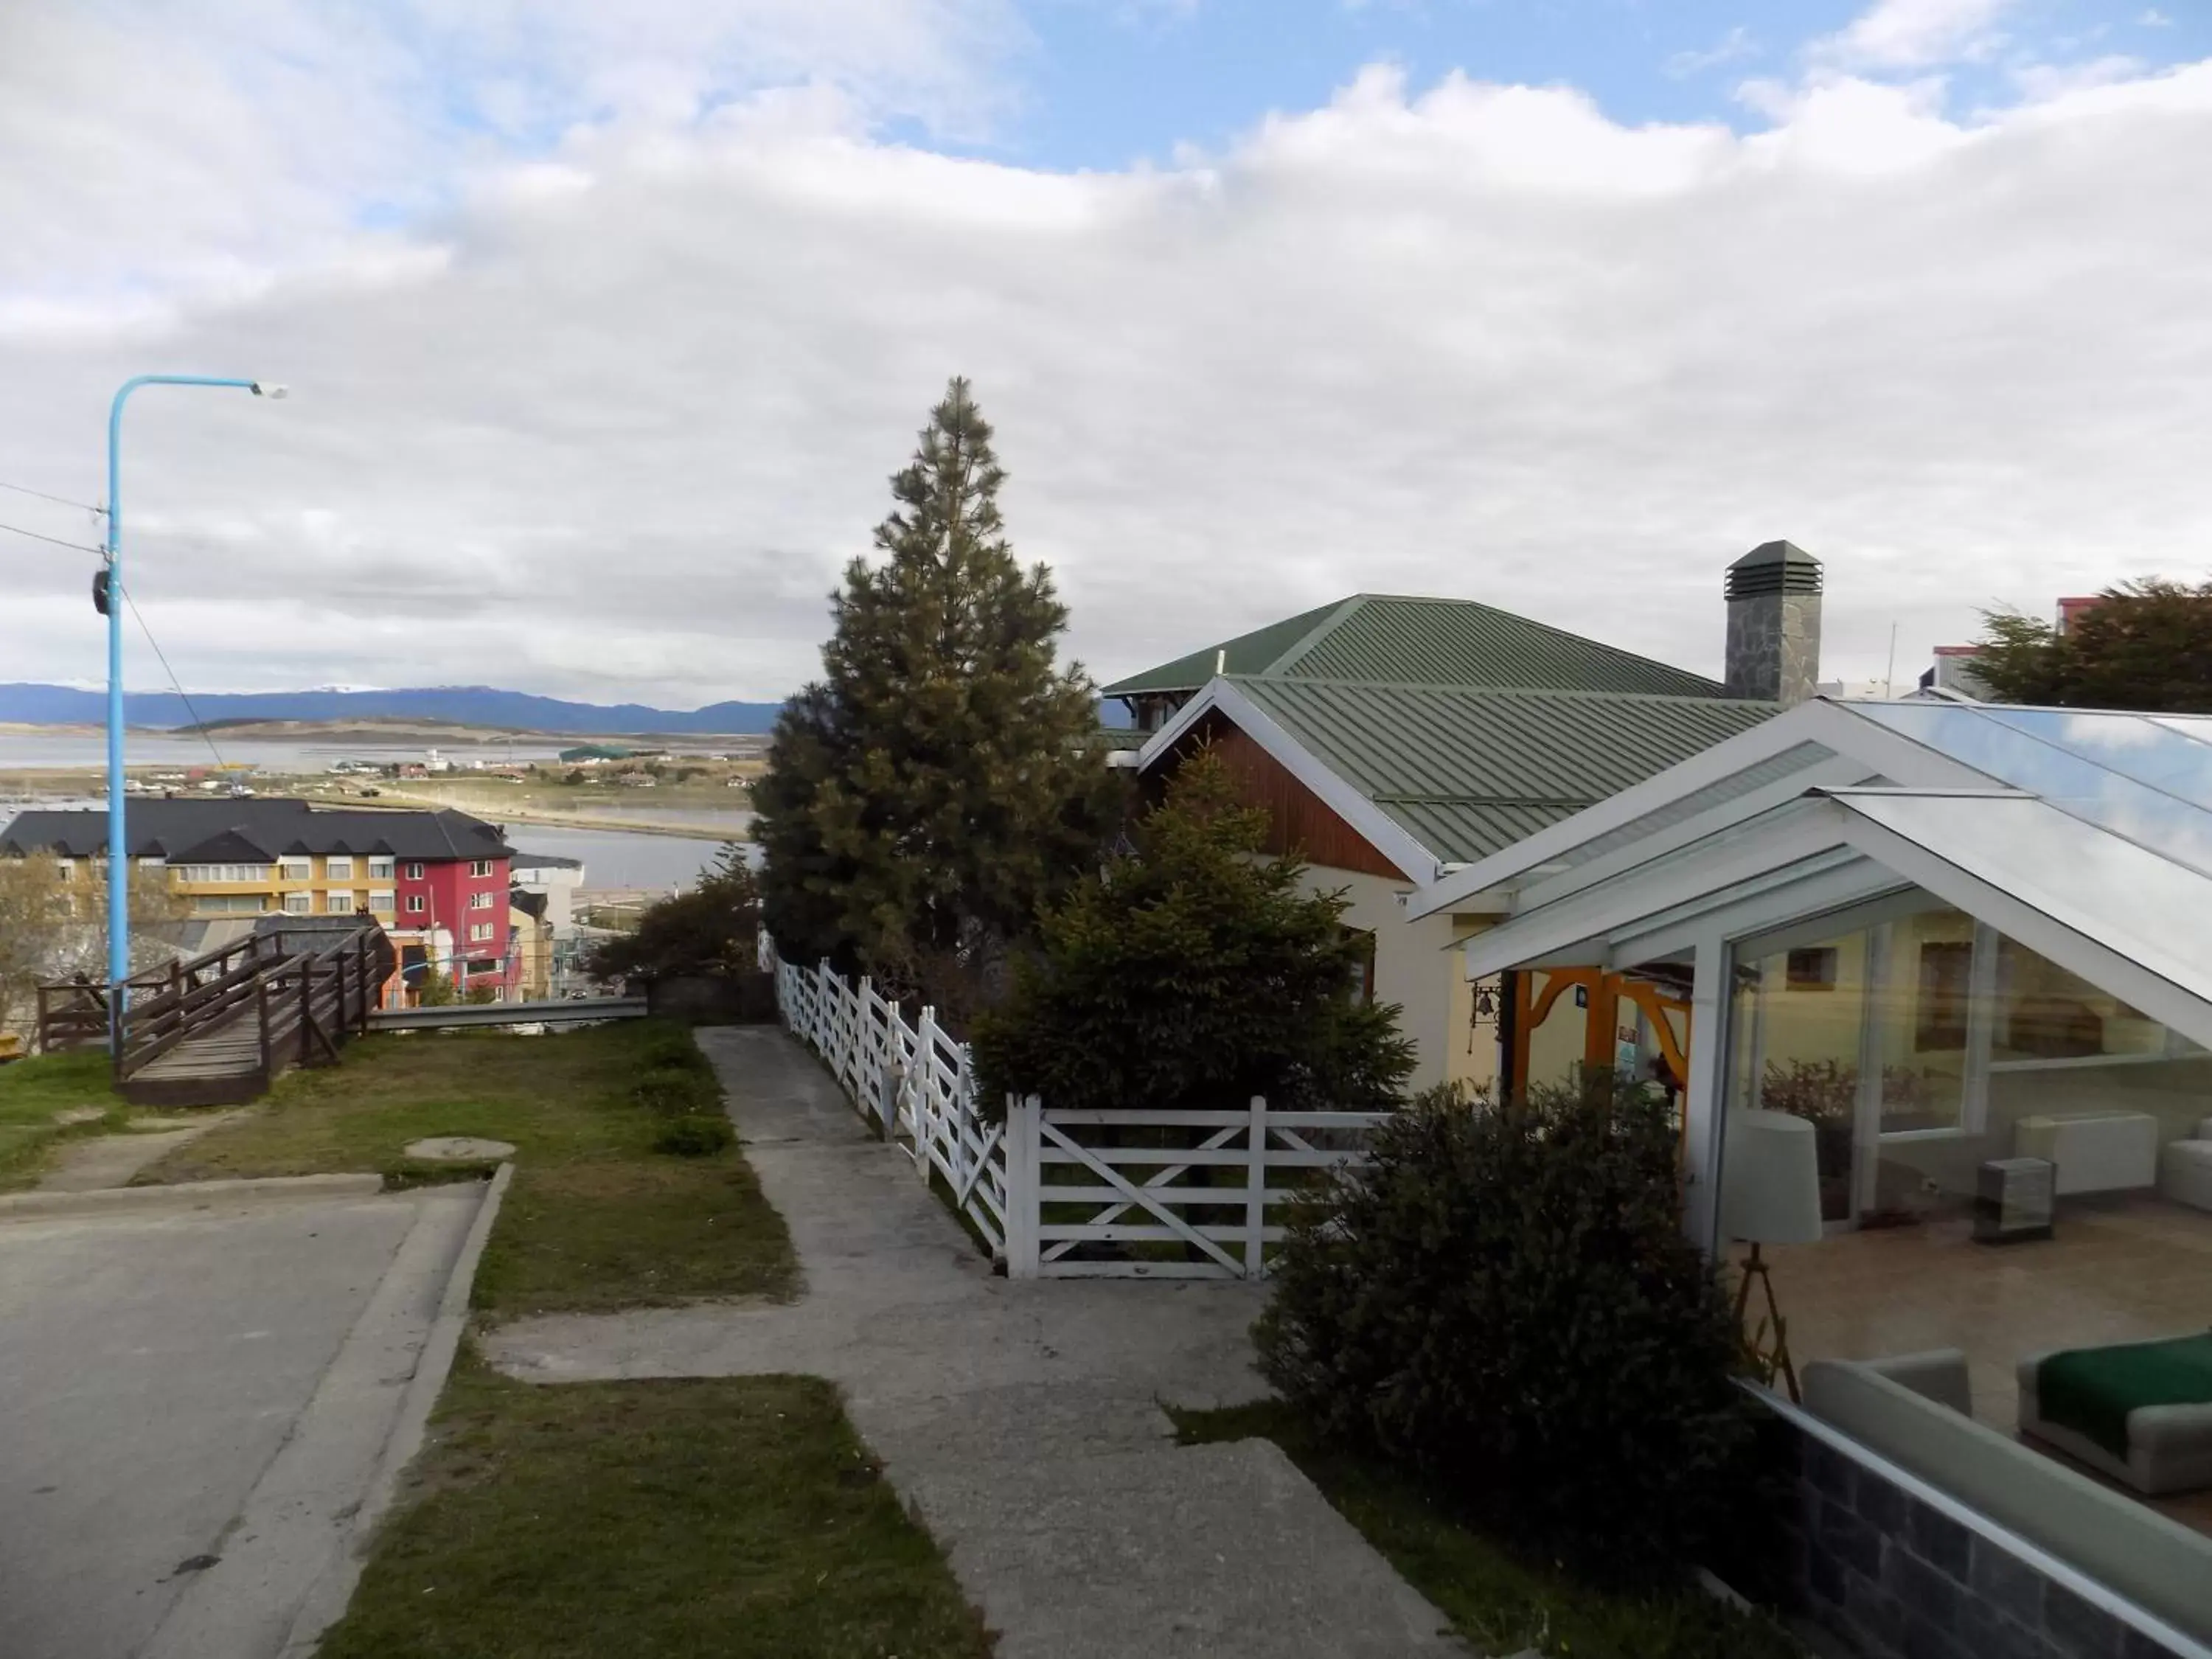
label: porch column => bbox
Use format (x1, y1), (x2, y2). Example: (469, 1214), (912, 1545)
(1681, 928), (1734, 1253)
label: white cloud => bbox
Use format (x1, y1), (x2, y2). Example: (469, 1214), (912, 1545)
(2140, 9), (2174, 26)
(1811, 0), (2018, 70)
(1666, 25), (1759, 80)
(2, 12), (2211, 710)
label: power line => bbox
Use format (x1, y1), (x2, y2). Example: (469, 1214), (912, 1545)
(118, 583), (228, 772)
(0, 479), (102, 515)
(0, 518), (104, 556)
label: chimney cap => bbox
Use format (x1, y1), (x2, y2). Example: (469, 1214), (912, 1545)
(1731, 539), (1820, 571)
(1727, 540), (1823, 599)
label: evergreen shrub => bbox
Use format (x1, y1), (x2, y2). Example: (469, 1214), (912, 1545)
(1256, 1072), (1760, 1586)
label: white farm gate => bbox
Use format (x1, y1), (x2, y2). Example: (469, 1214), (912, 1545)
(759, 936), (1390, 1280)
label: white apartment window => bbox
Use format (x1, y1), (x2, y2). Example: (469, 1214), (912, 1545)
(468, 921), (495, 943)
(367, 857), (394, 880)
(279, 859), (312, 882)
(470, 859), (494, 877)
(467, 891), (495, 911)
(369, 889), (396, 911)
(327, 892), (357, 914)
(326, 856), (354, 880)
(406, 894), (425, 914)
(55, 860), (74, 882)
(284, 892), (312, 915)
(176, 864), (274, 884)
(405, 861), (425, 880)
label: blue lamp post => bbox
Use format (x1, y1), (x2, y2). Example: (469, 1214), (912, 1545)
(103, 375), (286, 1057)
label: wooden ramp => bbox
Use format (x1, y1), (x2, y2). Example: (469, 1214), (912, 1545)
(40, 925), (398, 1109)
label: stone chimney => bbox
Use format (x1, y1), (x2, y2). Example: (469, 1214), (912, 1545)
(1724, 540), (1823, 705)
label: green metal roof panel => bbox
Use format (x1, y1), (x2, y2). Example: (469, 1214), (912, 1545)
(1276, 597), (1724, 698)
(1100, 599), (1353, 696)
(1232, 678), (1779, 863)
(1101, 594), (1724, 700)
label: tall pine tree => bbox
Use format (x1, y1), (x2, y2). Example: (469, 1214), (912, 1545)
(754, 378), (1119, 1013)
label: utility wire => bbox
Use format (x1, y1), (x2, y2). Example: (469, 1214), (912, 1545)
(0, 518), (105, 556)
(0, 479), (103, 515)
(118, 583), (228, 771)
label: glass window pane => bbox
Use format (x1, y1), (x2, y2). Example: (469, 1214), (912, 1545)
(1852, 701), (2212, 877)
(1719, 900), (2212, 1581)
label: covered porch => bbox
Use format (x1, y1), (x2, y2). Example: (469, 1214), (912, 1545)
(1412, 697), (2212, 1655)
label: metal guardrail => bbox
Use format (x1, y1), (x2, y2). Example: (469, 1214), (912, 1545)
(367, 997), (647, 1032)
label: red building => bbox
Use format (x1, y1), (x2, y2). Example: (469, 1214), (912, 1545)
(392, 834), (515, 1001)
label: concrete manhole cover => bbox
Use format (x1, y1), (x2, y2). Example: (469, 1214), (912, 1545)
(404, 1137), (516, 1161)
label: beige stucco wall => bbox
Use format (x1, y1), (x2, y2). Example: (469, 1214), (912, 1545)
(1298, 864), (1501, 1096)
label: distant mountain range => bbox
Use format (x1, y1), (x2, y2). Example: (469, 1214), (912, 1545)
(0, 684), (788, 735)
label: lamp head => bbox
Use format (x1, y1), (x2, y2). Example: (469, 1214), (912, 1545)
(251, 382), (289, 400)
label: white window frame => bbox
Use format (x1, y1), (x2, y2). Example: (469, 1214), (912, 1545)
(405, 861), (425, 880)
(369, 889), (396, 911)
(325, 856), (354, 880)
(278, 858), (312, 882)
(467, 891), (495, 911)
(283, 892), (313, 915)
(470, 858), (495, 877)
(366, 857), (394, 880)
(326, 892), (357, 914)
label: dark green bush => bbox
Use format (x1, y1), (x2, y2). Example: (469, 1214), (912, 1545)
(1256, 1072), (1759, 1587)
(653, 1113), (735, 1158)
(971, 749), (1414, 1121)
(633, 1070), (720, 1116)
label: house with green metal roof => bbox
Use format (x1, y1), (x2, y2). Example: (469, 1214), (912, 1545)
(1102, 591), (1731, 733)
(1122, 547), (1820, 1092)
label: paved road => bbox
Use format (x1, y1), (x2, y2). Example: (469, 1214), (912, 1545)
(0, 1181), (481, 1659)
(489, 1026), (1467, 1659)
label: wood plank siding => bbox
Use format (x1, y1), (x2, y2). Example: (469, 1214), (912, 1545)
(1161, 714), (1411, 881)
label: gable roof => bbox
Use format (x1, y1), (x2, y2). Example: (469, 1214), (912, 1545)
(1102, 594), (1725, 701)
(0, 799), (512, 862)
(1144, 676), (1778, 880)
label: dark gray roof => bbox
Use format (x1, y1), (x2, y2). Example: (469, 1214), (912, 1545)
(509, 888), (550, 920)
(0, 799), (512, 863)
(509, 851), (584, 871)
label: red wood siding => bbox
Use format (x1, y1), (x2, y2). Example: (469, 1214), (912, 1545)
(1161, 714), (1409, 880)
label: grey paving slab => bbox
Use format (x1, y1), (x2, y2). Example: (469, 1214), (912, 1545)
(0, 1181), (481, 1659)
(487, 1026), (1466, 1659)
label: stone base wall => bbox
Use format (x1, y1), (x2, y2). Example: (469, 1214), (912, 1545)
(1778, 1420), (2183, 1659)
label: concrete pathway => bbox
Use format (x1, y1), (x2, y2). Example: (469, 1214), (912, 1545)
(486, 1026), (1466, 1659)
(0, 1178), (493, 1659)
(35, 1112), (245, 1192)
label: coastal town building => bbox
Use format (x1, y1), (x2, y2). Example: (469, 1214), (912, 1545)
(0, 797), (515, 1003)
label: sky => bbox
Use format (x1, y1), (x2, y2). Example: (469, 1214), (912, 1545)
(1, 0), (2208, 707)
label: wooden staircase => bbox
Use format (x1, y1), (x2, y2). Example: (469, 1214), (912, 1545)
(38, 924), (397, 1108)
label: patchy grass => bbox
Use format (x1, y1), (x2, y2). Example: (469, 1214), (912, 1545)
(317, 1360), (992, 1659)
(0, 1049), (132, 1190)
(1172, 1401), (1800, 1659)
(139, 1020), (797, 1315)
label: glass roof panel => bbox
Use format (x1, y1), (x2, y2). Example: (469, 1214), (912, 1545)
(1978, 706), (2212, 808)
(1834, 790), (2212, 1010)
(1849, 701), (2212, 877)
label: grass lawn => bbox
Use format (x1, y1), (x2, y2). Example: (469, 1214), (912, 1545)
(140, 1019), (796, 1315)
(1172, 1402), (1800, 1659)
(0, 1048), (133, 1191)
(316, 1360), (994, 1659)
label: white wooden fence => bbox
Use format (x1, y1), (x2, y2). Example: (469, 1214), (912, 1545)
(759, 935), (1391, 1279)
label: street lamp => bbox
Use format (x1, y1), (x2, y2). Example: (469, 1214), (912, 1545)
(103, 375), (287, 1057)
